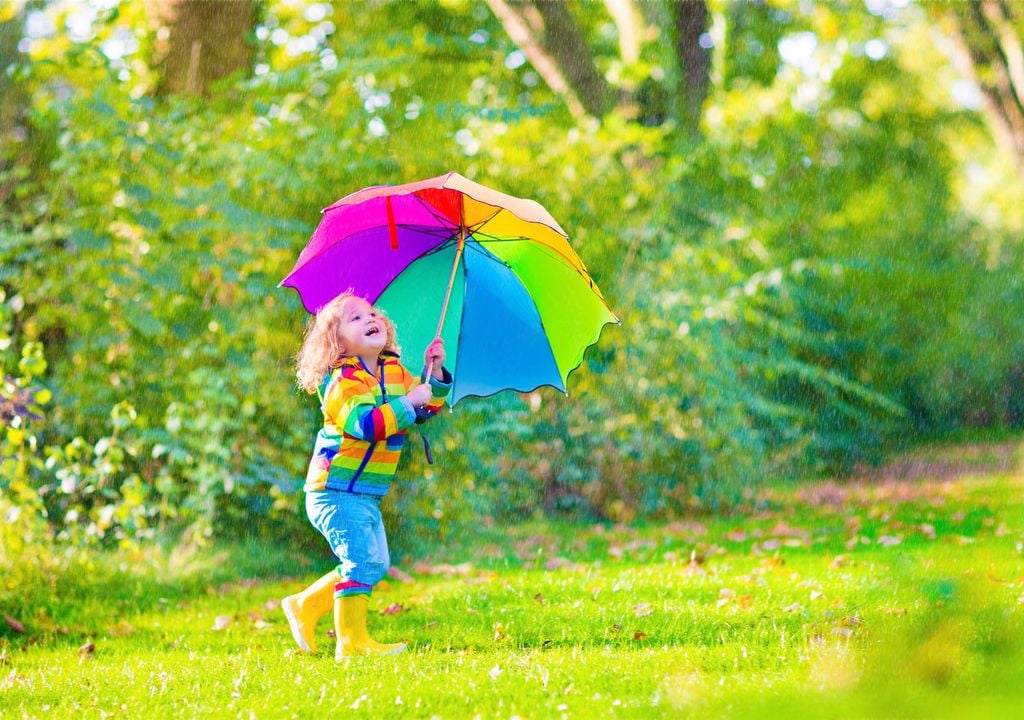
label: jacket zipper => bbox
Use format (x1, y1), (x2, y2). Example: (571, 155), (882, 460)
(346, 359), (386, 493)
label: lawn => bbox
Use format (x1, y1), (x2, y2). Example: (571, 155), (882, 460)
(2, 441), (1023, 718)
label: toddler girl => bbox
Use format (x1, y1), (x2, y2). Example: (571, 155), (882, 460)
(282, 292), (449, 659)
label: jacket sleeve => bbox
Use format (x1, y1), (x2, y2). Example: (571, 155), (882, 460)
(397, 364), (452, 416)
(425, 367), (452, 413)
(324, 367), (415, 442)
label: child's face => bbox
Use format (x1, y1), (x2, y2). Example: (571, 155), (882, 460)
(336, 296), (388, 359)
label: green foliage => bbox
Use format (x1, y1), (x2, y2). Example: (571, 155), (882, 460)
(1, 0), (1023, 551)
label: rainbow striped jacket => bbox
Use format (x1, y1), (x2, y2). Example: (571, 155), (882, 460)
(303, 352), (450, 495)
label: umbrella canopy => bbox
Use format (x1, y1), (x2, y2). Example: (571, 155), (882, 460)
(281, 171), (618, 405)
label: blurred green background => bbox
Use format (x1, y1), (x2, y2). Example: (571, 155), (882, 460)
(2, 0), (1023, 555)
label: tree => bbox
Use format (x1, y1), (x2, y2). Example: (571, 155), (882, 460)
(484, 0), (609, 119)
(1, 2), (28, 207)
(670, 0), (711, 136)
(149, 0), (258, 96)
(485, 0), (711, 135)
(938, 0), (1024, 177)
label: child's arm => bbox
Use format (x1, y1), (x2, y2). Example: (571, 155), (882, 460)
(325, 368), (417, 442)
(422, 367), (451, 414)
(400, 363), (451, 417)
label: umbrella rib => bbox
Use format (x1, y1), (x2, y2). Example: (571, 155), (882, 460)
(505, 260), (566, 394)
(467, 233), (613, 310)
(409, 193), (462, 233)
(367, 237), (458, 305)
(284, 222), (457, 281)
(467, 205), (568, 240)
(472, 242), (619, 398)
(464, 206), (503, 234)
(451, 245), (573, 404)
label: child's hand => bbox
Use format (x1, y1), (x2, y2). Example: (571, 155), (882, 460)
(424, 338), (446, 379)
(406, 383), (433, 407)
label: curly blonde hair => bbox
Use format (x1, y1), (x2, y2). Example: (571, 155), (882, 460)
(295, 292), (400, 394)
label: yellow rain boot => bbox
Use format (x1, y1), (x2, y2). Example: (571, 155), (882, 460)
(334, 594), (406, 659)
(281, 569), (337, 653)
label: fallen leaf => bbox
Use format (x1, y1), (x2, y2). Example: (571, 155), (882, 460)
(534, 593), (545, 605)
(380, 603), (404, 616)
(493, 622), (506, 641)
(545, 556), (571, 570)
(877, 535), (903, 547)
(632, 603), (654, 617)
(107, 621), (134, 637)
(682, 559), (707, 576)
(783, 602), (803, 612)
(253, 619), (272, 629)
(633, 631), (648, 641)
(263, 599), (280, 611)
(830, 555), (847, 569)
(78, 641), (95, 657)
(488, 664), (502, 680)
(213, 615), (232, 631)
(4, 616), (24, 634)
(412, 562), (473, 577)
(387, 566), (415, 583)
(1, 669), (24, 690)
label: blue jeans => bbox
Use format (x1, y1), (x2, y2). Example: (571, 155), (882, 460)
(305, 491), (390, 594)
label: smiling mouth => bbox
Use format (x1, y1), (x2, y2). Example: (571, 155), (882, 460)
(365, 327), (380, 337)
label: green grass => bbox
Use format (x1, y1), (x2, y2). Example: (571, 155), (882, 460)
(3, 441), (1024, 718)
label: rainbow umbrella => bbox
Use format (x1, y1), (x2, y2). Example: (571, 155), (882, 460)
(280, 171), (618, 405)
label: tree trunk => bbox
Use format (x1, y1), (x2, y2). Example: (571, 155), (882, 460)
(487, 0), (711, 133)
(0, 8), (24, 144)
(602, 0), (644, 64)
(485, 0), (610, 119)
(150, 0), (257, 96)
(943, 0), (1024, 176)
(1, 4), (32, 209)
(529, 0), (611, 118)
(670, 0), (711, 138)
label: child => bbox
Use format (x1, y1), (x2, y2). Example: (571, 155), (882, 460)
(282, 291), (450, 659)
